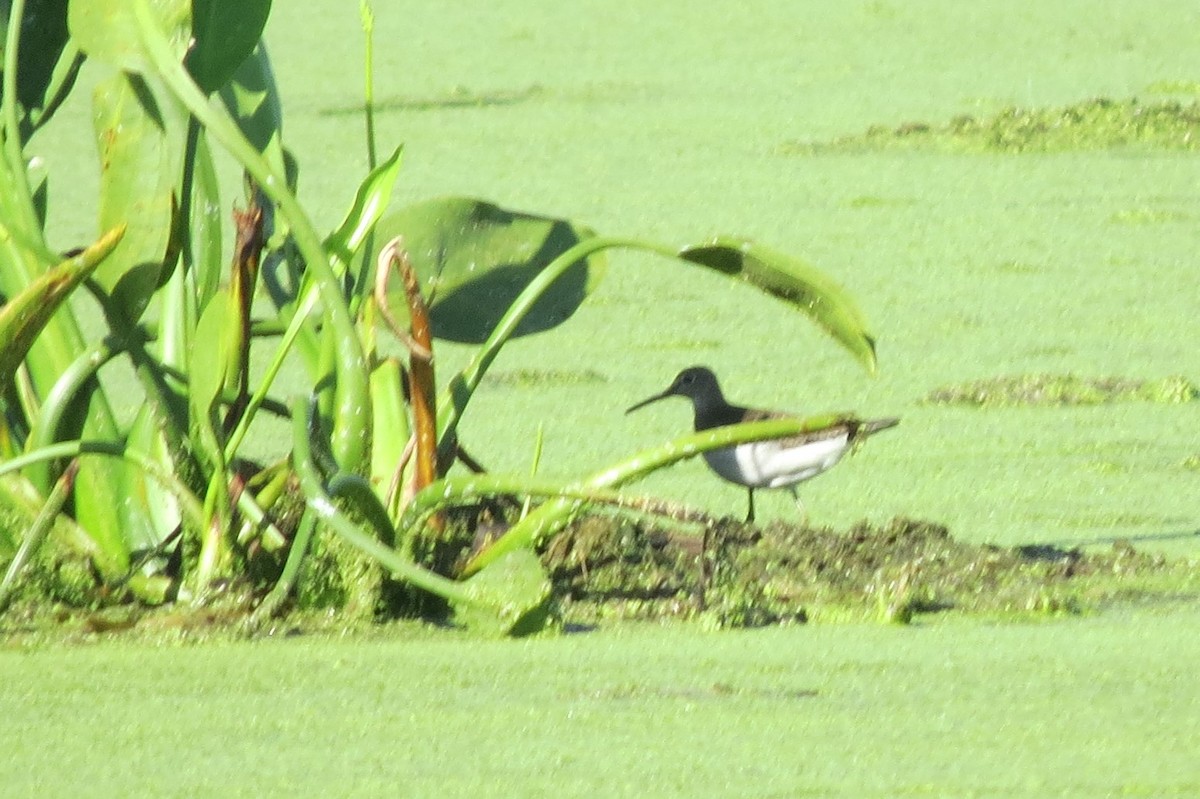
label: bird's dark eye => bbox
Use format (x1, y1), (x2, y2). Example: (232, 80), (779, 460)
(682, 374), (693, 384)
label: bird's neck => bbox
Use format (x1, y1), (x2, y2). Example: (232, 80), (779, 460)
(692, 395), (747, 431)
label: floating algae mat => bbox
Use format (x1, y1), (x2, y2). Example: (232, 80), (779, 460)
(782, 97), (1200, 154)
(923, 373), (1198, 407)
(545, 516), (1199, 627)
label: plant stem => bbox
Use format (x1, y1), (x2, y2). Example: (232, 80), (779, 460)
(290, 397), (475, 606)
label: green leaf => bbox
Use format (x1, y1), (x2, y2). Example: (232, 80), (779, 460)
(376, 197), (607, 343)
(367, 357), (409, 514)
(123, 406), (183, 550)
(187, 125), (224, 308)
(91, 72), (184, 322)
(433, 232), (877, 468)
(452, 549), (552, 637)
(184, 0), (272, 94)
(67, 0), (191, 72)
(679, 237), (878, 374)
(188, 288), (236, 451)
(325, 145), (403, 269)
(7, 0), (72, 113)
(0, 225), (124, 386)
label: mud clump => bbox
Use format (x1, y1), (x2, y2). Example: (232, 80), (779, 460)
(544, 515), (1197, 627)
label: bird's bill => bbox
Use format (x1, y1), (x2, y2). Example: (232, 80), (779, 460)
(625, 388), (673, 414)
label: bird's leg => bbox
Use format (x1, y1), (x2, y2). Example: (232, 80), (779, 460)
(744, 488), (756, 524)
(788, 487), (808, 525)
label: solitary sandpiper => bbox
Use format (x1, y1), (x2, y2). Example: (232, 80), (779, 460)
(626, 366), (898, 523)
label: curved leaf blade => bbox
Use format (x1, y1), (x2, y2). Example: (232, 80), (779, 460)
(679, 237), (878, 374)
(434, 233), (880, 467)
(0, 225), (124, 385)
(324, 146), (403, 269)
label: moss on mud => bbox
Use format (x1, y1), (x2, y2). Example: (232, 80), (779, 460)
(544, 515), (1198, 627)
(4, 509), (1196, 643)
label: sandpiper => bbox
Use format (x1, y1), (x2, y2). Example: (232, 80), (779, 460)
(626, 366), (898, 523)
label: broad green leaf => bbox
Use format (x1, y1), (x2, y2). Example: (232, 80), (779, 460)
(0, 225), (123, 386)
(91, 72), (184, 322)
(123, 408), (183, 549)
(184, 0), (272, 94)
(68, 0), (190, 72)
(679, 237), (878, 374)
(376, 197), (607, 343)
(185, 291), (238, 590)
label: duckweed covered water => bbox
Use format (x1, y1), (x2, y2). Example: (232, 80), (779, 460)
(11, 0), (1200, 795)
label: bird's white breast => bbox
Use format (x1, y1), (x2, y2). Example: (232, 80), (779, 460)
(703, 433), (851, 489)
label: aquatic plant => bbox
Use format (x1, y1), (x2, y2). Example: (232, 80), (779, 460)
(0, 0), (876, 633)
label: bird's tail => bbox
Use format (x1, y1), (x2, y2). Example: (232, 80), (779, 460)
(847, 417), (900, 452)
(861, 417), (900, 436)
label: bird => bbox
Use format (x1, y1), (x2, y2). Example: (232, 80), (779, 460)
(626, 366), (898, 523)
